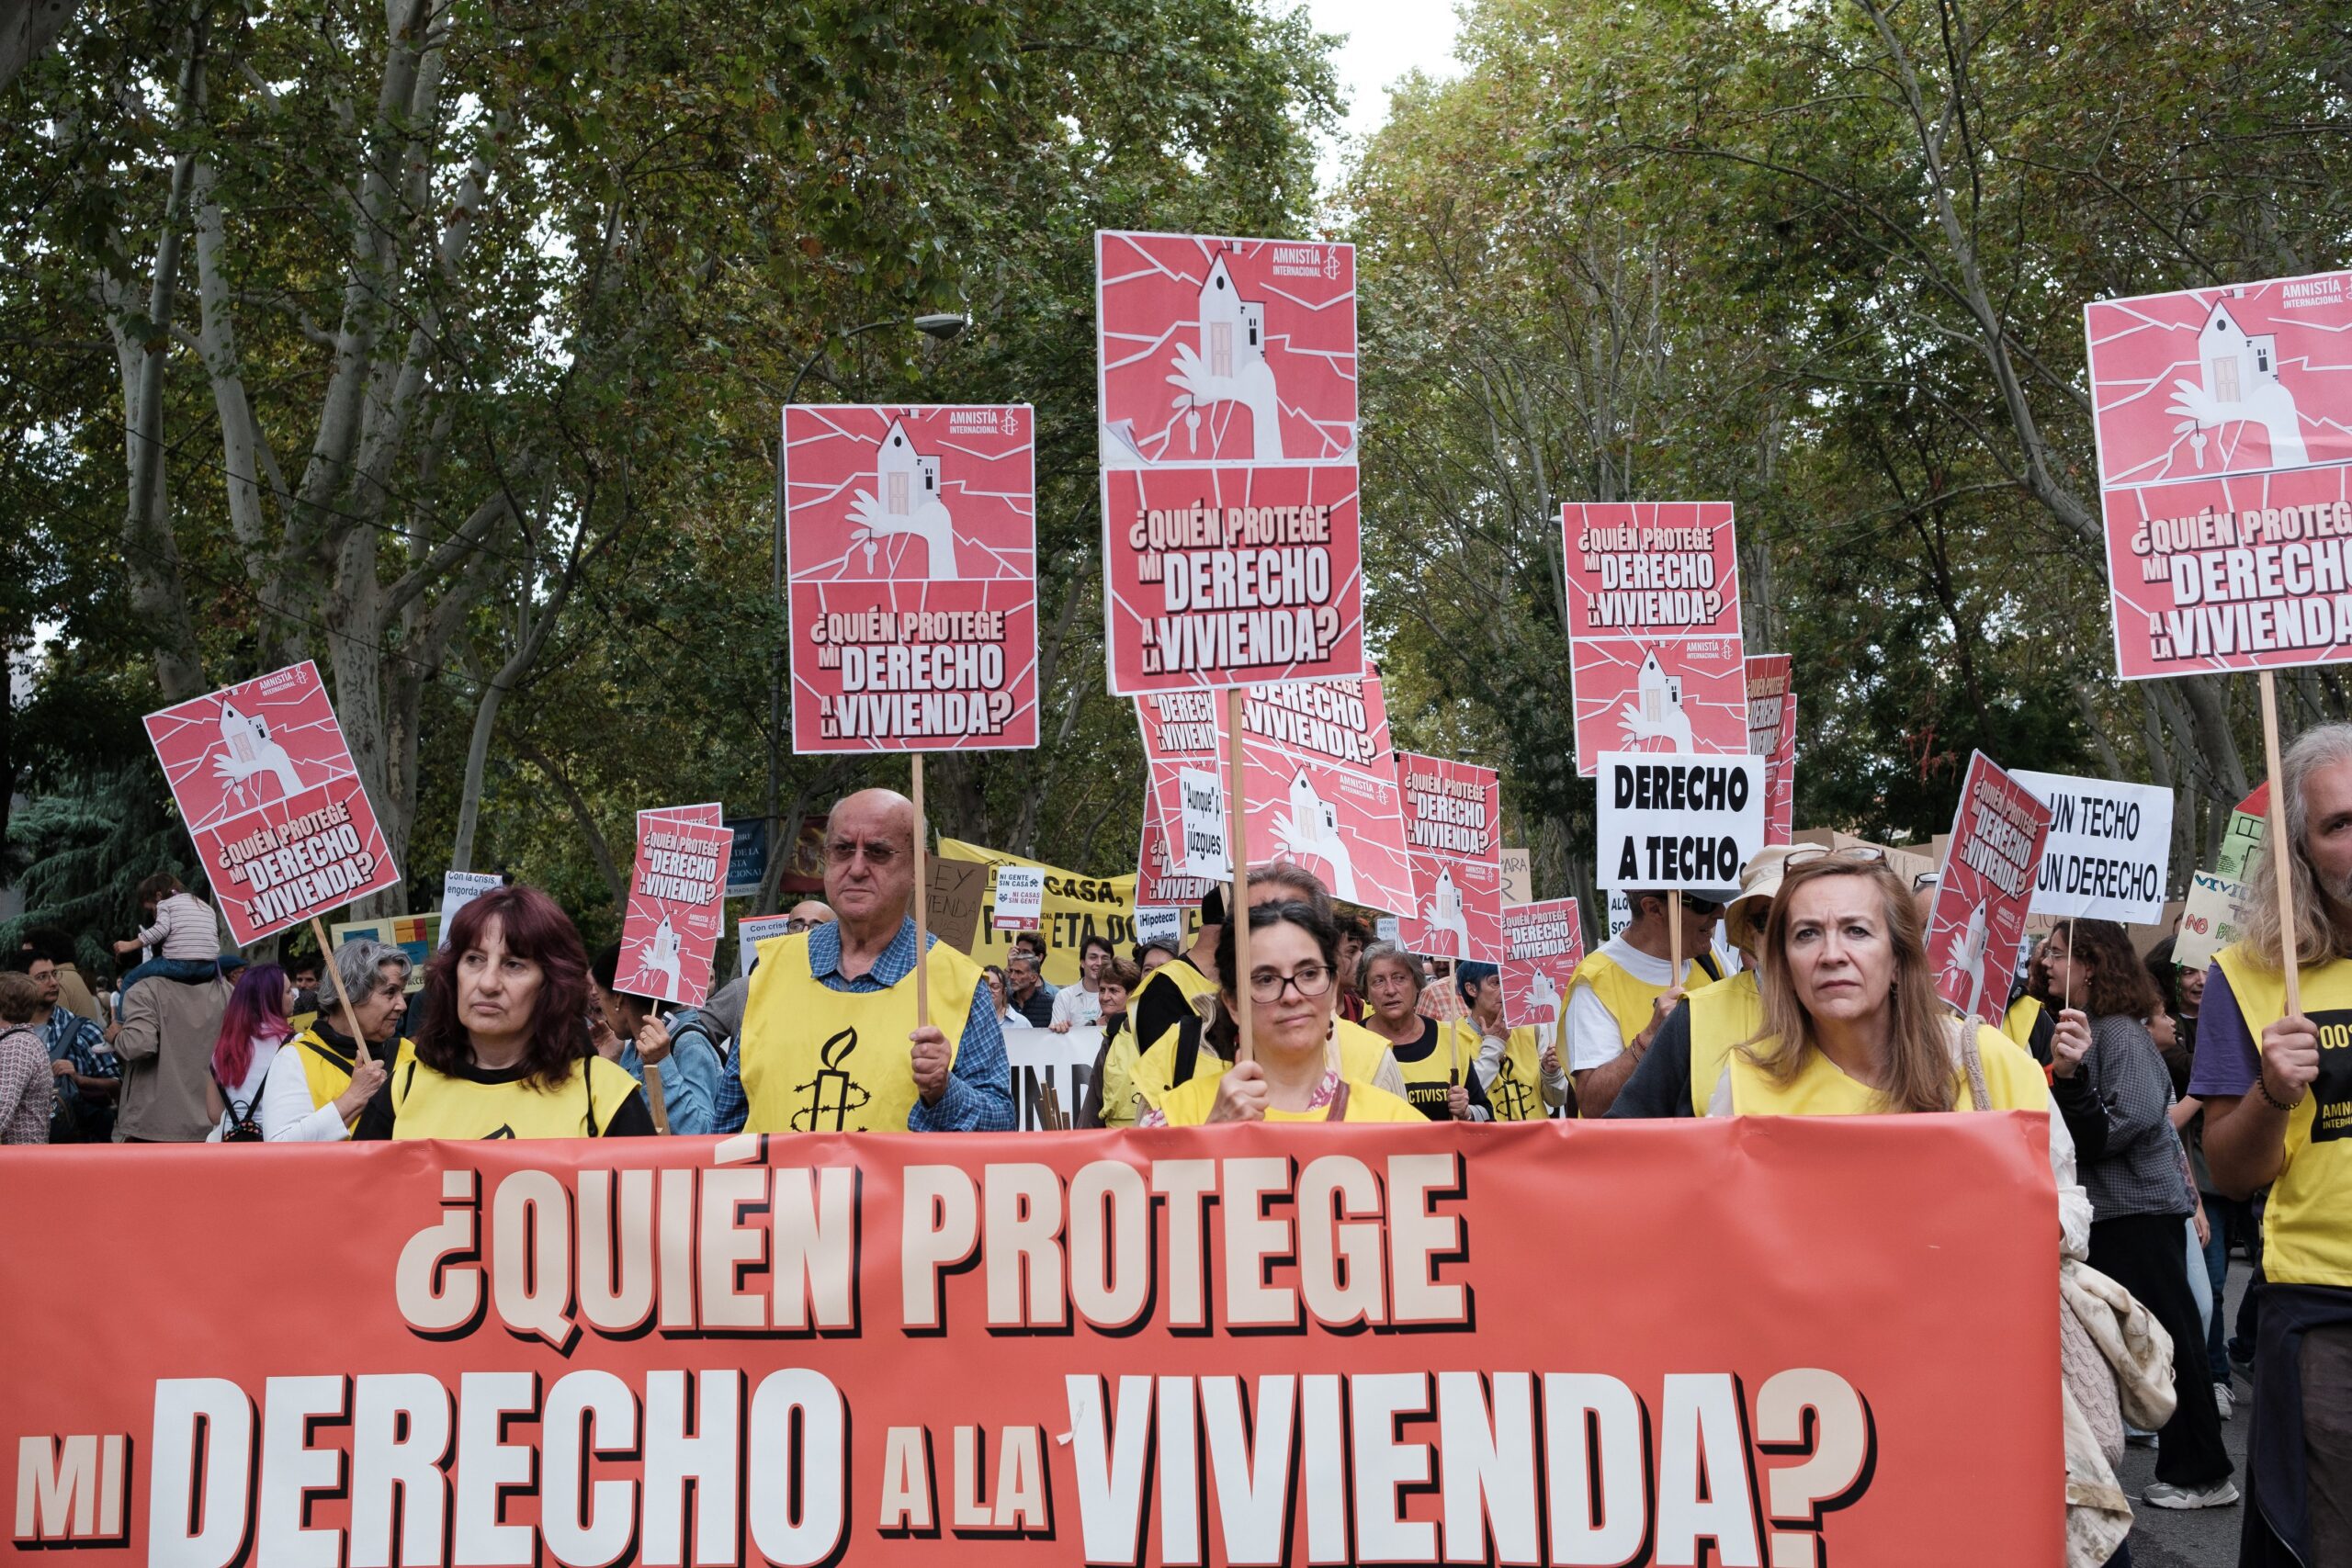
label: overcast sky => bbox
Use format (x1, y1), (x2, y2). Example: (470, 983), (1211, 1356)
(1301, 0), (1465, 197)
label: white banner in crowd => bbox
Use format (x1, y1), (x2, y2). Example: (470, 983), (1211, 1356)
(1176, 764), (1231, 878)
(1005, 1025), (1102, 1131)
(1594, 751), (1767, 894)
(1132, 906), (1183, 950)
(992, 865), (1046, 931)
(2012, 770), (2176, 924)
(438, 870), (501, 944)
(737, 913), (796, 980)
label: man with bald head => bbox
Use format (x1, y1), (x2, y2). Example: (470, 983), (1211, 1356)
(718, 789), (1012, 1133)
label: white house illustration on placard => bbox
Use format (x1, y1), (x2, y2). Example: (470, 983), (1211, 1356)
(1161, 250), (1287, 461)
(2167, 297), (2311, 469)
(846, 420), (960, 579)
(1274, 768), (1360, 901)
(210, 700), (307, 801)
(1617, 649), (1695, 750)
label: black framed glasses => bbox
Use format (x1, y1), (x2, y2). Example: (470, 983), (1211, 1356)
(1248, 963), (1335, 1004)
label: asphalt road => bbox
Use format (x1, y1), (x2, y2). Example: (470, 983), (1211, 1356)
(2120, 1260), (2250, 1567)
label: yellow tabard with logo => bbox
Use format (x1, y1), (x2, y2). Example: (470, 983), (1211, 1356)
(738, 930), (981, 1133)
(1132, 1014), (1393, 1119)
(2215, 943), (2352, 1288)
(293, 1027), (414, 1124)
(388, 1054), (640, 1140)
(1569, 947), (1720, 1051)
(1156, 1072), (1423, 1125)
(1451, 1018), (1550, 1122)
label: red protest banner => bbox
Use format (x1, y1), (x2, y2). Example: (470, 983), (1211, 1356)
(1926, 751), (2055, 1026)
(1137, 804), (1220, 910)
(1500, 897), (1587, 1029)
(1136, 691), (1224, 850)
(785, 405), (1038, 750)
(141, 660), (402, 946)
(1746, 653), (1797, 846)
(1100, 463), (1364, 694)
(2085, 272), (2352, 677)
(1396, 753), (1504, 961)
(1095, 230), (1356, 468)
(617, 810), (731, 1006)
(0, 1119), (2062, 1566)
(1561, 502), (1747, 775)
(1223, 674), (1416, 915)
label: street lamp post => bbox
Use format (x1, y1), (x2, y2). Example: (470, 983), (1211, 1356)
(765, 313), (970, 908)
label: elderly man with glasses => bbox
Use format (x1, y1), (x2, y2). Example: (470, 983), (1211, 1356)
(718, 788), (1012, 1134)
(1564, 886), (1729, 1119)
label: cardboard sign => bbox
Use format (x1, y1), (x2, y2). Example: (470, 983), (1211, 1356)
(1223, 675), (1415, 915)
(328, 912), (438, 994)
(438, 871), (502, 944)
(1175, 765), (1231, 879)
(736, 912), (797, 981)
(1396, 754), (1504, 961)
(1136, 692), (1224, 847)
(1101, 464), (1363, 694)
(1500, 897), (1586, 1029)
(0, 1119), (2063, 1565)
(784, 405), (1038, 750)
(1095, 230), (1356, 468)
(992, 865), (1046, 931)
(1005, 1024), (1102, 1131)
(1561, 502), (1747, 775)
(141, 660), (403, 945)
(1594, 751), (1768, 894)
(1746, 653), (1797, 846)
(1925, 753), (2054, 1026)
(925, 857), (988, 956)
(936, 840), (1140, 985)
(2085, 272), (2352, 677)
(1501, 846), (1533, 907)
(617, 811), (731, 1006)
(2174, 870), (2248, 975)
(1132, 906), (1184, 951)
(2012, 771), (2176, 924)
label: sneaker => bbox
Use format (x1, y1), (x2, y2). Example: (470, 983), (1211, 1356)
(2144, 1479), (2241, 1510)
(2213, 1382), (2234, 1420)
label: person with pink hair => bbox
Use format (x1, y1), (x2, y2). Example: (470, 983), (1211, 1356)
(204, 964), (383, 1141)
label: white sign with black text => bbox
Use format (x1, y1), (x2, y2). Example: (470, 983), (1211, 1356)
(1005, 1025), (1102, 1131)
(1595, 750), (1767, 895)
(991, 865), (1046, 931)
(2012, 771), (2175, 925)
(1177, 765), (1231, 879)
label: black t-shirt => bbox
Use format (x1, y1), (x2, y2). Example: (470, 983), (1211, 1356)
(1133, 955), (1210, 1059)
(1601, 1002), (1698, 1120)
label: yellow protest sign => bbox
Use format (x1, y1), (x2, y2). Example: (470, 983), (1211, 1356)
(935, 840), (1139, 987)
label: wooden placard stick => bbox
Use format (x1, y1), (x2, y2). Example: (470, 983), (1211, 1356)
(1227, 685), (1253, 1064)
(2261, 671), (2301, 1016)
(912, 755), (931, 1031)
(1668, 890), (1684, 989)
(2063, 918), (2075, 1014)
(642, 998), (672, 1134)
(309, 915), (372, 1067)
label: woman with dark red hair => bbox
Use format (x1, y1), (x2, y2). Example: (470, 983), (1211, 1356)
(356, 885), (652, 1139)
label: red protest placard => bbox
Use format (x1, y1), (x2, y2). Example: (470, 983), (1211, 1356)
(1500, 897), (1586, 1029)
(785, 405), (1037, 750)
(141, 660), (402, 946)
(1136, 806), (1220, 911)
(1095, 230), (1356, 468)
(1100, 463), (1363, 694)
(0, 1119), (2064, 1566)
(617, 812), (731, 1007)
(1135, 691), (1224, 850)
(1221, 674), (1414, 915)
(1395, 754), (1504, 961)
(1746, 653), (1797, 846)
(1561, 502), (1747, 775)
(1925, 752), (2054, 1026)
(2086, 272), (2352, 677)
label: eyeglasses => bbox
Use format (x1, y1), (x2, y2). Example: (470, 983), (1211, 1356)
(784, 917), (819, 932)
(1247, 963), (1335, 1004)
(826, 839), (899, 865)
(1679, 895), (1725, 916)
(1783, 845), (1888, 869)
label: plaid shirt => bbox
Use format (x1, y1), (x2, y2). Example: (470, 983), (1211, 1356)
(42, 1008), (118, 1120)
(713, 917), (1012, 1134)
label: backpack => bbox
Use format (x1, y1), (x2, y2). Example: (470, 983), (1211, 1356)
(213, 1058), (273, 1143)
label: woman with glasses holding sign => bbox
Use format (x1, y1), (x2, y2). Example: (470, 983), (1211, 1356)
(1143, 901), (1420, 1126)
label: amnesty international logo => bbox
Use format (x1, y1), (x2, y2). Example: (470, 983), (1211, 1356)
(793, 1028), (872, 1131)
(1490, 1058), (1540, 1122)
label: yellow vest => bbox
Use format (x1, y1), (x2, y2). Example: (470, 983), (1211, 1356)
(1724, 1024), (2049, 1116)
(2214, 943), (2352, 1288)
(1451, 1018), (1549, 1122)
(292, 1027), (414, 1126)
(1568, 947), (1719, 1051)
(1132, 1014), (1392, 1119)
(388, 1053), (640, 1140)
(1686, 970), (1766, 1116)
(2001, 994), (2045, 1053)
(1095, 1029), (1145, 1129)
(1387, 1019), (1458, 1120)
(1156, 1071), (1423, 1126)
(738, 929), (981, 1134)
